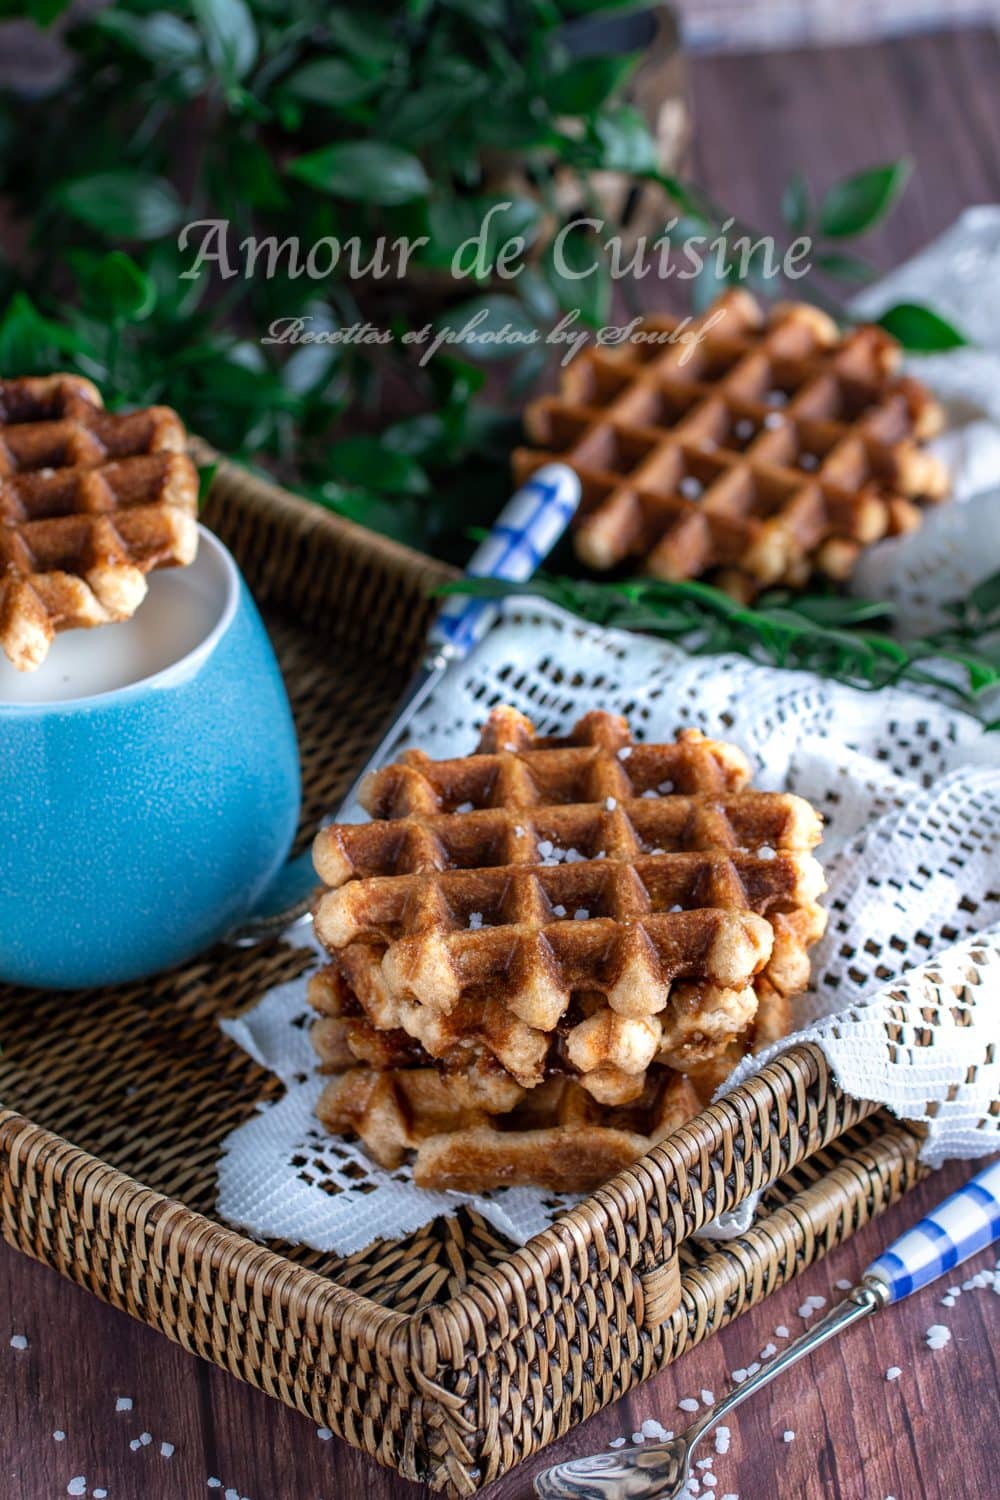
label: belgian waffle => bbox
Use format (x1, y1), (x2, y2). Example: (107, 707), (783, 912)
(309, 707), (826, 1187)
(513, 290), (948, 597)
(0, 374), (199, 670)
(316, 1062), (706, 1192)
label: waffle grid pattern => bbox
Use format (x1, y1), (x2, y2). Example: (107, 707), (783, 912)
(513, 290), (948, 596)
(311, 706), (827, 1189)
(0, 374), (198, 669)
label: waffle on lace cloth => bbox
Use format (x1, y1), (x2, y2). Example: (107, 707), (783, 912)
(310, 956), (795, 1191)
(0, 374), (199, 670)
(512, 289), (949, 597)
(312, 707), (827, 1108)
(316, 1062), (707, 1193)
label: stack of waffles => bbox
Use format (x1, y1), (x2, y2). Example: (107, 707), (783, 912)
(514, 290), (949, 599)
(0, 374), (198, 670)
(309, 706), (827, 1193)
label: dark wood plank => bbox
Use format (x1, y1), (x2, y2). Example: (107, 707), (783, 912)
(1, 1160), (996, 1499)
(3, 24), (999, 1500)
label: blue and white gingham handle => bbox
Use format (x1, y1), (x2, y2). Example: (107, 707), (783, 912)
(865, 1158), (1000, 1304)
(429, 463), (581, 660)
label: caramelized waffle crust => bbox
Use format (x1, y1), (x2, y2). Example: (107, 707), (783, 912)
(317, 1063), (706, 1193)
(513, 290), (949, 597)
(0, 374), (199, 670)
(309, 707), (827, 1190)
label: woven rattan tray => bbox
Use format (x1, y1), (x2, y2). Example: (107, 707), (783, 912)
(0, 452), (929, 1495)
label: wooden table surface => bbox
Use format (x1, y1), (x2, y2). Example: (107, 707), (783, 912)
(4, 22), (999, 1500)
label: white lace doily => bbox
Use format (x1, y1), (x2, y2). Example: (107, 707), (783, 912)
(216, 214), (1000, 1256)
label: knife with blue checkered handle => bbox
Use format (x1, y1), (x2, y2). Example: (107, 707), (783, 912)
(330, 460), (581, 823)
(864, 1154), (1000, 1302)
(535, 1157), (1000, 1500)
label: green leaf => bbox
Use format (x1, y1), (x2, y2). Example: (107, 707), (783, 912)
(325, 10), (399, 65)
(94, 11), (202, 67)
(326, 437), (430, 496)
(0, 293), (93, 374)
(876, 302), (970, 352)
(818, 160), (912, 239)
(283, 57), (381, 108)
(816, 250), (874, 283)
(288, 142), (429, 205)
(543, 229), (610, 326)
(192, 0), (258, 84)
(590, 106), (659, 174)
(967, 569), (1000, 619)
(80, 252), (157, 324)
(56, 171), (184, 240)
(780, 171), (811, 234)
(545, 53), (639, 115)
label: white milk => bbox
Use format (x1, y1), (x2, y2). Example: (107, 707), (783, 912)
(0, 531), (230, 705)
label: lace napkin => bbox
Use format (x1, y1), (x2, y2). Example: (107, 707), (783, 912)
(216, 212), (1000, 1256)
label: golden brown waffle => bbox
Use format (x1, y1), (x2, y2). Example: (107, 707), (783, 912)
(0, 374), (199, 670)
(513, 290), (949, 597)
(316, 1062), (706, 1192)
(309, 706), (826, 1187)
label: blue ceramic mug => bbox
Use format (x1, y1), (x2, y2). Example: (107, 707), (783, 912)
(0, 526), (301, 989)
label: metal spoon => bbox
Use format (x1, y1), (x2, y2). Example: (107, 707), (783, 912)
(534, 1156), (1000, 1499)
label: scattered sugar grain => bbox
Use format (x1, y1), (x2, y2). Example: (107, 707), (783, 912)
(731, 1368), (747, 1384)
(658, 779), (674, 793)
(605, 796), (617, 811)
(609, 1436), (627, 1447)
(703, 1477), (718, 1488)
(756, 845), (776, 860)
(54, 1431), (66, 1442)
(317, 1427), (333, 1441)
(714, 1426), (730, 1455)
(67, 1481), (87, 1497)
(574, 908), (590, 920)
(552, 904), (567, 917)
(679, 1397), (700, 1412)
(631, 1431), (646, 1444)
(886, 1366), (902, 1381)
(514, 825), (524, 836)
(775, 1324), (789, 1338)
(941, 1295), (956, 1307)
(115, 1397), (132, 1413)
(696, 1457), (713, 1470)
(641, 1418), (671, 1440)
(129, 1440), (141, 1452)
(701, 1388), (714, 1404)
(745, 1361), (761, 1376)
(760, 1342), (777, 1359)
(9, 1334), (28, 1350)
(679, 476), (704, 500)
(835, 1279), (853, 1291)
(925, 1324), (951, 1350)
(94, 1492), (107, 1498)
(139, 1432), (152, 1446)
(161, 1442), (175, 1457)
(207, 1483), (222, 1491)
(783, 1430), (795, 1443)
(618, 746), (632, 760)
(468, 912), (483, 931)
(763, 412), (785, 429)
(538, 840), (554, 857)
(455, 801), (474, 813)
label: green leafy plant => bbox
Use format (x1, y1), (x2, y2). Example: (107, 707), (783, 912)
(441, 571), (1000, 719)
(0, 2), (970, 559)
